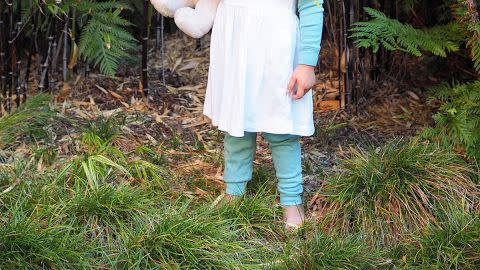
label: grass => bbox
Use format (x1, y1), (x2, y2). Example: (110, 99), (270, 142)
(316, 138), (479, 244)
(117, 203), (255, 269)
(68, 183), (155, 227)
(0, 205), (93, 269)
(392, 211), (480, 269)
(0, 94), (56, 147)
(212, 185), (281, 240)
(271, 231), (389, 270)
(1, 94), (480, 269)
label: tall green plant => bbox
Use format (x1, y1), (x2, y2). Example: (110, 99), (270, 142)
(17, 0), (138, 76)
(75, 1), (137, 76)
(350, 7), (463, 57)
(350, 2), (480, 160)
(423, 81), (480, 160)
(316, 139), (478, 244)
(350, 1), (480, 72)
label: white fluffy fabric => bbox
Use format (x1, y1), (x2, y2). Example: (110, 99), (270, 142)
(150, 0), (196, 18)
(150, 0), (219, 38)
(175, 0), (221, 38)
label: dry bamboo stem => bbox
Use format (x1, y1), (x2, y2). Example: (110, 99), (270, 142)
(142, 0), (150, 96)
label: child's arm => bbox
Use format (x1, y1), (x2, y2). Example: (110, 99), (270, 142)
(298, 0), (324, 67)
(288, 0), (324, 100)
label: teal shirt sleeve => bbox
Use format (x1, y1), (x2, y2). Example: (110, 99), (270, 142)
(298, 0), (324, 66)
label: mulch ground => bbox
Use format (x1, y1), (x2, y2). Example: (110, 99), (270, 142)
(10, 32), (446, 218)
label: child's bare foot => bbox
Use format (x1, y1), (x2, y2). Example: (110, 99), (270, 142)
(282, 204), (305, 231)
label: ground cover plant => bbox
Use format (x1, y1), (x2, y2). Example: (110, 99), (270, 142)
(315, 138), (479, 245)
(1, 89), (479, 269)
(2, 0), (480, 268)
(392, 211), (480, 269)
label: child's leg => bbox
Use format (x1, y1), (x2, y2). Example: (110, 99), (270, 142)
(223, 132), (257, 196)
(262, 133), (303, 206)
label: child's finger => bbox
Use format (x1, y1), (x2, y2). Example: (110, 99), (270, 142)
(293, 84), (305, 100)
(287, 76), (297, 94)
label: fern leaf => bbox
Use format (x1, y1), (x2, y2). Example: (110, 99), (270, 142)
(350, 7), (463, 57)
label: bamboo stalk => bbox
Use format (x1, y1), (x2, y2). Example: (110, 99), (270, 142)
(142, 0), (150, 97)
(38, 20), (54, 93)
(0, 2), (5, 114)
(6, 0), (13, 112)
(337, 0), (342, 108)
(160, 14), (166, 87)
(0, 76), (5, 115)
(16, 0), (21, 23)
(49, 2), (60, 93)
(8, 10), (18, 111)
(24, 6), (39, 101)
(68, 6), (77, 78)
(7, 72), (12, 112)
(155, 12), (161, 51)
(14, 19), (22, 107)
(62, 11), (69, 82)
(15, 59), (21, 107)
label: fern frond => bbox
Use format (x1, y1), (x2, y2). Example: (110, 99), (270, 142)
(350, 7), (463, 57)
(77, 1), (136, 76)
(427, 80), (480, 159)
(453, 0), (480, 72)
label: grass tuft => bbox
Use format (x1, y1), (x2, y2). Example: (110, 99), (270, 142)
(0, 94), (55, 147)
(316, 138), (479, 244)
(117, 203), (251, 269)
(213, 185), (281, 240)
(83, 112), (127, 143)
(69, 183), (154, 227)
(270, 231), (389, 270)
(0, 209), (92, 269)
(393, 211), (480, 269)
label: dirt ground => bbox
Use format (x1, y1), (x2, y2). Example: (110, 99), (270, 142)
(11, 33), (443, 218)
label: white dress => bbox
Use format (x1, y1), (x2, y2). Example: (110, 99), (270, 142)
(203, 0), (315, 137)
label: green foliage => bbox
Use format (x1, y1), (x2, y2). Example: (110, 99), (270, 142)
(453, 0), (480, 72)
(75, 1), (137, 76)
(422, 80), (480, 160)
(392, 211), (480, 269)
(64, 113), (166, 192)
(212, 185), (281, 239)
(0, 207), (92, 269)
(271, 232), (388, 270)
(69, 183), (154, 227)
(118, 204), (251, 269)
(317, 138), (478, 244)
(83, 112), (127, 143)
(16, 0), (138, 77)
(350, 7), (463, 57)
(0, 94), (55, 148)
(351, 2), (480, 73)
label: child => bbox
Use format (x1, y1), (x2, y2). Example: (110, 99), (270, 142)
(204, 0), (324, 229)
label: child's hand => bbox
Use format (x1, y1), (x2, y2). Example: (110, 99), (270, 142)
(287, 64), (316, 100)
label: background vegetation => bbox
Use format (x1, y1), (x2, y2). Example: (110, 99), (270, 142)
(1, 0), (480, 269)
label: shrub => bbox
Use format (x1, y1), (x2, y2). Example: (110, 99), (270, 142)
(422, 80), (480, 160)
(270, 231), (389, 270)
(212, 185), (281, 240)
(116, 203), (252, 269)
(0, 94), (55, 148)
(392, 212), (480, 269)
(0, 208), (92, 269)
(316, 138), (478, 244)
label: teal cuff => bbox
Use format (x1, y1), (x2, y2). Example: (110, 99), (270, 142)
(298, 48), (321, 66)
(226, 182), (247, 196)
(280, 195), (303, 206)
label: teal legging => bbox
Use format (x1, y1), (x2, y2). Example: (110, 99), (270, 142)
(223, 132), (303, 206)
